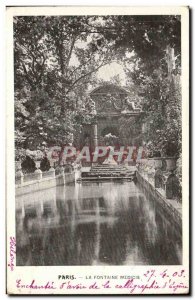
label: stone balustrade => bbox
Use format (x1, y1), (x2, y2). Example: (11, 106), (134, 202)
(15, 159), (76, 194)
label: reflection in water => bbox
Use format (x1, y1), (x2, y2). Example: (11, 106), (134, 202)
(16, 181), (182, 266)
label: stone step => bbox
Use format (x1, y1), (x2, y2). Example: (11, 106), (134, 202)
(80, 164), (135, 179)
(91, 168), (128, 172)
(91, 171), (131, 173)
(77, 176), (134, 181)
(81, 172), (135, 178)
(78, 177), (134, 182)
(90, 169), (127, 172)
(92, 164), (124, 167)
(91, 166), (127, 169)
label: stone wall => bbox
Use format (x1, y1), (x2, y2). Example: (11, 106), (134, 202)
(137, 157), (182, 202)
(136, 171), (182, 231)
(16, 172), (75, 196)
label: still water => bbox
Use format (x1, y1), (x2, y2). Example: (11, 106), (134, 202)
(16, 181), (182, 266)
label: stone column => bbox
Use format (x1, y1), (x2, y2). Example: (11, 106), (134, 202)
(15, 161), (24, 185)
(93, 123), (98, 148)
(49, 159), (55, 178)
(35, 161), (42, 180)
(60, 163), (65, 185)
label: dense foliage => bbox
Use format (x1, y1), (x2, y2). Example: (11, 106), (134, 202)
(104, 15), (181, 157)
(14, 16), (114, 159)
(14, 15), (181, 164)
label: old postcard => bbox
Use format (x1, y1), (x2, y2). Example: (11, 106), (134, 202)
(6, 6), (189, 295)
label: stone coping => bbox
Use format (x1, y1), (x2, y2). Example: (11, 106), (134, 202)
(147, 157), (177, 160)
(137, 171), (182, 228)
(16, 172), (75, 188)
(15, 176), (55, 188)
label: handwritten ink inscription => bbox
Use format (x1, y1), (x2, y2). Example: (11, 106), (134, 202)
(8, 237), (16, 271)
(15, 269), (188, 294)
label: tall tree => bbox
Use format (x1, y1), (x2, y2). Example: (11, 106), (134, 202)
(100, 15), (181, 157)
(14, 16), (114, 157)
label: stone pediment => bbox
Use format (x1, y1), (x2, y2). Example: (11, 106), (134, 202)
(90, 84), (141, 115)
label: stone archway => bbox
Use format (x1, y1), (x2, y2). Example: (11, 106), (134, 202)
(80, 83), (143, 149)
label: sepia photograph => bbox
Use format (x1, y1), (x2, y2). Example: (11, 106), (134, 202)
(6, 6), (189, 294)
